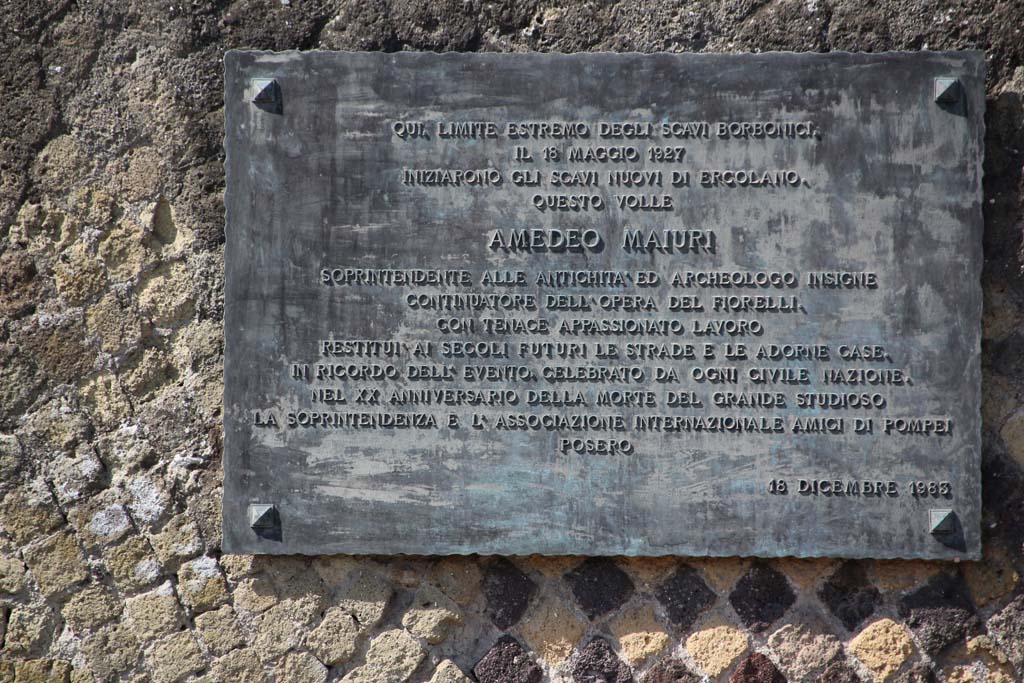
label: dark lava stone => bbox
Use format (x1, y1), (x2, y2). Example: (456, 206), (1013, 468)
(728, 562), (796, 632)
(988, 594), (1024, 670)
(898, 572), (979, 655)
(641, 657), (701, 683)
(728, 653), (787, 683)
(482, 558), (537, 630)
(892, 663), (938, 683)
(571, 638), (633, 683)
(473, 636), (543, 683)
(654, 565), (716, 630)
(564, 558), (635, 620)
(818, 562), (882, 631)
(817, 661), (863, 683)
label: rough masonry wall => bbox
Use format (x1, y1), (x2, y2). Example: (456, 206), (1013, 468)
(1, 1), (1024, 682)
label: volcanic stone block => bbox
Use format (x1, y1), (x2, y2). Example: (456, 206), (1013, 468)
(729, 563), (796, 632)
(819, 562), (882, 632)
(641, 658), (701, 683)
(571, 638), (634, 683)
(654, 565), (717, 630)
(565, 559), (635, 620)
(898, 572), (979, 655)
(473, 637), (543, 683)
(728, 653), (787, 683)
(483, 559), (536, 630)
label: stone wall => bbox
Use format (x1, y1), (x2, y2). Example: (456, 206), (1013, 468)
(2, 1), (1024, 682)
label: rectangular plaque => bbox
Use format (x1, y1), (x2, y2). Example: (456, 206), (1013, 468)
(223, 51), (984, 558)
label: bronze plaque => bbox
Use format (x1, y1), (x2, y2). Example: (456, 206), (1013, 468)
(223, 51), (984, 558)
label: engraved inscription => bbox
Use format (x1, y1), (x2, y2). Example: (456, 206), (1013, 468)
(223, 51), (984, 558)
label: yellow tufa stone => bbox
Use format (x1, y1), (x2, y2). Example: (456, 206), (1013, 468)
(982, 284), (1022, 342)
(141, 198), (192, 256)
(219, 553), (257, 581)
(305, 607), (361, 666)
(207, 651), (264, 683)
(78, 372), (133, 430)
(774, 558), (839, 590)
(62, 584), (123, 631)
(11, 659), (73, 683)
(430, 558), (483, 605)
(209, 649), (265, 683)
(10, 200), (75, 251)
(940, 636), (1019, 683)
(121, 347), (176, 399)
(70, 669), (96, 683)
(148, 513), (202, 565)
(69, 498), (132, 550)
(943, 665), (978, 683)
(137, 261), (195, 328)
(3, 604), (57, 657)
(177, 555), (229, 612)
(53, 243), (107, 305)
(147, 632), (205, 683)
(981, 372), (1017, 430)
(273, 651), (327, 683)
(766, 621), (843, 680)
(964, 544), (1019, 608)
(336, 571), (393, 631)
(521, 555), (579, 579)
(0, 484), (65, 546)
(617, 557), (678, 590)
(101, 536), (162, 592)
(23, 531), (89, 597)
(849, 618), (916, 682)
(340, 629), (425, 683)
(98, 217), (157, 283)
(232, 576), (279, 614)
(608, 603), (671, 665)
(169, 318), (221, 373)
(253, 602), (306, 663)
(999, 408), (1024, 470)
(69, 186), (117, 228)
(685, 623), (749, 678)
(690, 557), (749, 593)
(871, 560), (942, 593)
(194, 605), (245, 656)
(124, 583), (185, 640)
(0, 554), (28, 595)
(86, 291), (149, 355)
(401, 585), (463, 644)
(78, 623), (139, 680)
(429, 660), (472, 683)
(519, 598), (588, 665)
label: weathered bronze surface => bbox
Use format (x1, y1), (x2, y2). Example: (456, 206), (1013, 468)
(223, 51), (984, 558)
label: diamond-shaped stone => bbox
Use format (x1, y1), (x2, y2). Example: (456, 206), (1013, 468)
(571, 638), (633, 683)
(819, 562), (881, 631)
(564, 558), (635, 620)
(654, 565), (716, 630)
(988, 594), (1024, 671)
(473, 636), (542, 683)
(641, 657), (701, 683)
(898, 571), (979, 655)
(728, 652), (786, 683)
(817, 661), (863, 683)
(728, 562), (795, 632)
(483, 558), (536, 630)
